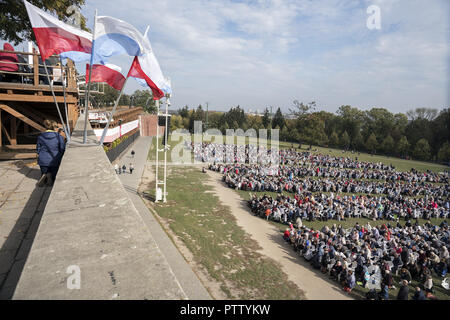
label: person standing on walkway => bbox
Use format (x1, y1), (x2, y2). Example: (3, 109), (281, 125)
(129, 163), (134, 174)
(122, 164), (127, 174)
(36, 120), (65, 187)
(131, 150), (135, 158)
(114, 163), (119, 174)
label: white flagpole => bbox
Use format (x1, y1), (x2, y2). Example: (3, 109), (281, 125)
(155, 99), (160, 202)
(99, 76), (129, 145)
(42, 59), (70, 140)
(83, 9), (97, 144)
(59, 56), (71, 141)
(163, 95), (169, 203)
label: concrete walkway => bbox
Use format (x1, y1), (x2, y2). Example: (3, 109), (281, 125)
(13, 118), (187, 300)
(114, 136), (211, 300)
(0, 161), (52, 299)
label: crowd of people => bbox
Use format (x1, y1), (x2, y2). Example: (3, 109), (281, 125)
(276, 219), (449, 299)
(209, 163), (449, 221)
(199, 142), (449, 299)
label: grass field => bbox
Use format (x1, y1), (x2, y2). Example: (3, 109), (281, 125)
(145, 165), (305, 299)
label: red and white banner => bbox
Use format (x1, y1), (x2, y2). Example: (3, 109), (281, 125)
(127, 33), (171, 100)
(94, 120), (139, 143)
(86, 63), (126, 91)
(24, 0), (92, 61)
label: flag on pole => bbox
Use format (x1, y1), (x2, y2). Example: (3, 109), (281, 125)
(23, 0), (92, 61)
(127, 32), (171, 100)
(85, 63), (126, 91)
(92, 16), (146, 65)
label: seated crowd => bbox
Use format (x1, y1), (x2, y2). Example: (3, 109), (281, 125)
(278, 220), (449, 299)
(197, 142), (449, 299)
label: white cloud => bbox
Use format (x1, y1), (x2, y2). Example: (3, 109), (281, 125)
(74, 0), (450, 113)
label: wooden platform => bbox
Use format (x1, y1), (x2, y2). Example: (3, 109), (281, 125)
(0, 49), (79, 160)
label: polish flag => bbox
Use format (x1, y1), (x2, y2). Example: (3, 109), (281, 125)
(86, 63), (126, 91)
(127, 56), (164, 99)
(127, 31), (171, 100)
(23, 0), (92, 61)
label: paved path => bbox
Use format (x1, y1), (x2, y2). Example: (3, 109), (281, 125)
(115, 137), (211, 300)
(0, 161), (52, 299)
(205, 170), (353, 300)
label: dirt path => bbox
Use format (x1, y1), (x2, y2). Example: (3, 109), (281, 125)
(205, 170), (353, 300)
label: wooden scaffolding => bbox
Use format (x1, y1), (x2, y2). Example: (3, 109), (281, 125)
(0, 48), (79, 160)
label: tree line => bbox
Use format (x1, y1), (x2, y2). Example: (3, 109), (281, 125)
(170, 102), (450, 164)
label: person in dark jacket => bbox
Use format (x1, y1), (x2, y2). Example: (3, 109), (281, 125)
(36, 120), (65, 187)
(397, 280), (410, 300)
(412, 286), (426, 300)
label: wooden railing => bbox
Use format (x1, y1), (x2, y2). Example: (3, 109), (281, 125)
(0, 48), (77, 89)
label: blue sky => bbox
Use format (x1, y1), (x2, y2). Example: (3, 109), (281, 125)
(8, 0), (450, 114)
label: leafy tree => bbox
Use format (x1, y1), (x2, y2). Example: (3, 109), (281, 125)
(406, 108), (439, 121)
(397, 136), (410, 158)
(336, 105), (365, 143)
(352, 131), (364, 150)
(391, 113), (408, 142)
(118, 93), (130, 106)
(178, 105), (189, 118)
(340, 131), (350, 149)
(290, 100), (316, 118)
(437, 141), (450, 163)
(381, 135), (395, 155)
(365, 133), (378, 153)
(262, 108), (271, 129)
(405, 118), (433, 149)
(132, 90), (156, 113)
(272, 107), (285, 129)
(301, 114), (328, 148)
(362, 108), (395, 142)
(413, 138), (431, 160)
(280, 125), (289, 142)
(1, 0), (89, 45)
(329, 131), (339, 147)
(431, 108), (450, 157)
(170, 115), (183, 131)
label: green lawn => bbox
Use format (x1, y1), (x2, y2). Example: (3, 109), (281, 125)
(144, 165), (305, 299)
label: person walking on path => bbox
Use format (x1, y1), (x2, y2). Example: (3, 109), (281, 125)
(130, 163), (134, 174)
(114, 163), (119, 174)
(122, 164), (127, 174)
(36, 120), (65, 187)
(397, 280), (409, 300)
(131, 150), (135, 158)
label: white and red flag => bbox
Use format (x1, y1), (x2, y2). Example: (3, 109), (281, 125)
(127, 31), (171, 100)
(23, 0), (92, 61)
(85, 63), (126, 91)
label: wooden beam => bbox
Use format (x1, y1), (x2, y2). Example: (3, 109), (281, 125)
(0, 93), (77, 103)
(12, 104), (45, 125)
(0, 104), (46, 132)
(33, 49), (39, 86)
(1, 120), (12, 145)
(11, 116), (17, 145)
(0, 109), (2, 148)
